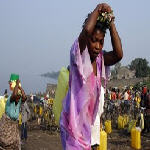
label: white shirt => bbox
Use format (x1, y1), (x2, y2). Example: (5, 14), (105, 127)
(91, 86), (104, 146)
(124, 92), (129, 100)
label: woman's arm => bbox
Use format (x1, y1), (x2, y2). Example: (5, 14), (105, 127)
(79, 4), (109, 53)
(104, 21), (123, 66)
(10, 80), (27, 102)
(10, 80), (20, 102)
(19, 86), (27, 102)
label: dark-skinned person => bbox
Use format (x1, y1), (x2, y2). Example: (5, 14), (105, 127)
(20, 100), (30, 144)
(60, 3), (123, 150)
(143, 89), (150, 133)
(0, 74), (27, 150)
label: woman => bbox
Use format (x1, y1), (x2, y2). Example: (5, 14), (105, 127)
(60, 3), (123, 150)
(0, 74), (27, 150)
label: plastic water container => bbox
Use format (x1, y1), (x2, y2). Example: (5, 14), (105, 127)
(131, 127), (141, 149)
(128, 120), (137, 133)
(99, 130), (107, 150)
(19, 113), (22, 125)
(124, 115), (129, 126)
(118, 115), (124, 129)
(0, 97), (6, 119)
(39, 106), (43, 116)
(105, 120), (112, 134)
(118, 115), (129, 129)
(34, 106), (37, 114)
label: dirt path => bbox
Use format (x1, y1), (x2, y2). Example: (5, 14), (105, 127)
(21, 128), (150, 150)
(21, 130), (62, 150)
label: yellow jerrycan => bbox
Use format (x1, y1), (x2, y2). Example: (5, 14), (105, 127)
(19, 113), (22, 125)
(0, 97), (6, 119)
(39, 106), (43, 116)
(118, 115), (126, 129)
(131, 127), (141, 149)
(123, 114), (129, 126)
(105, 120), (112, 134)
(34, 105), (37, 114)
(99, 129), (107, 150)
(128, 120), (136, 133)
(118, 115), (123, 129)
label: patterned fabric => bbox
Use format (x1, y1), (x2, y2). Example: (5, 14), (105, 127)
(60, 39), (109, 150)
(0, 114), (21, 150)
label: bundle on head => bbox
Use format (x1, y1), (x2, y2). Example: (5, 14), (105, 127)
(83, 11), (114, 33)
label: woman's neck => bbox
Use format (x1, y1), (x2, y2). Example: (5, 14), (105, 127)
(92, 61), (97, 76)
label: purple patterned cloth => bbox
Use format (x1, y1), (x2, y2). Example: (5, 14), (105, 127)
(60, 39), (109, 150)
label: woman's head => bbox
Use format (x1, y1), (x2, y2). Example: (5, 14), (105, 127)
(83, 13), (107, 61)
(83, 13), (107, 32)
(87, 28), (105, 61)
(9, 81), (14, 91)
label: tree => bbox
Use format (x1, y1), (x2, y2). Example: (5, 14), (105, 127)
(111, 62), (121, 79)
(114, 62), (121, 73)
(111, 69), (117, 79)
(129, 58), (150, 77)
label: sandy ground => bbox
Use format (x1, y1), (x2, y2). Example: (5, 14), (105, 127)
(21, 122), (150, 150)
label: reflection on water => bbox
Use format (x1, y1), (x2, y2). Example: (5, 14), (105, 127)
(0, 72), (57, 95)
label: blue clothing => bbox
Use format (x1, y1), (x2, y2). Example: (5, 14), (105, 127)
(21, 122), (28, 140)
(5, 95), (21, 120)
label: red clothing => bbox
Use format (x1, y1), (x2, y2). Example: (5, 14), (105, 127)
(111, 92), (116, 100)
(117, 93), (121, 100)
(143, 87), (147, 94)
(127, 91), (131, 100)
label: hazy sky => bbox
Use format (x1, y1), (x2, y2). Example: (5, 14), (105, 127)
(0, 0), (150, 94)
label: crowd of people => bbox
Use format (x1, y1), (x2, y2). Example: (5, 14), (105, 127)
(0, 75), (150, 150)
(105, 86), (150, 132)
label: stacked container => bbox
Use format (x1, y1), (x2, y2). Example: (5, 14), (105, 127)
(131, 127), (141, 149)
(99, 129), (107, 150)
(105, 120), (112, 134)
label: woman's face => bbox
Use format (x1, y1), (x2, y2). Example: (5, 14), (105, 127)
(87, 29), (105, 61)
(9, 82), (13, 91)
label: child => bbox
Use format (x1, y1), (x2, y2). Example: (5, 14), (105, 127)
(60, 3), (123, 150)
(20, 100), (30, 143)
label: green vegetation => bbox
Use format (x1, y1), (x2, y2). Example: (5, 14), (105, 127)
(111, 58), (150, 79)
(129, 58), (150, 78)
(143, 77), (150, 89)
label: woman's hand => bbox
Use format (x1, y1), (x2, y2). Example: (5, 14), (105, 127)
(96, 3), (112, 14)
(96, 3), (115, 23)
(16, 79), (20, 86)
(18, 86), (27, 102)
